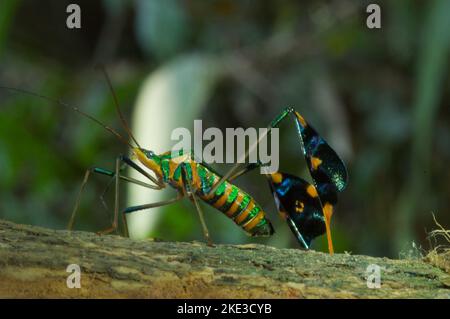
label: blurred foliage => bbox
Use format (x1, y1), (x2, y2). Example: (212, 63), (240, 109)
(0, 0), (449, 258)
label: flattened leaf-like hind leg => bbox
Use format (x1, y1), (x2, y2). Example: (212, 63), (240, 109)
(204, 107), (345, 254)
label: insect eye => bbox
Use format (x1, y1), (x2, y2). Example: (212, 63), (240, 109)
(143, 149), (154, 158)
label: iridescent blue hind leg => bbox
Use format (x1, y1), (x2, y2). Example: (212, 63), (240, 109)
(205, 107), (346, 253)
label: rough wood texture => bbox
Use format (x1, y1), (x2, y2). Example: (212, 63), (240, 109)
(0, 219), (449, 298)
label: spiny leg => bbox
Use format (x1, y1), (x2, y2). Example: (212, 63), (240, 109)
(181, 163), (213, 246)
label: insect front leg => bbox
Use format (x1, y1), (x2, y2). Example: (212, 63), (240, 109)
(97, 155), (168, 236)
(96, 164), (163, 235)
(68, 168), (92, 231)
(122, 192), (184, 216)
(96, 157), (122, 236)
(69, 155), (164, 236)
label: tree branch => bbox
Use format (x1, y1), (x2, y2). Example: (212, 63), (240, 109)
(0, 219), (448, 298)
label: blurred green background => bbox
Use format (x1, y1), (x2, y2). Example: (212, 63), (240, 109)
(0, 0), (449, 258)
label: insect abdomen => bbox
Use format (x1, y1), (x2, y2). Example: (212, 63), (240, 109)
(195, 164), (274, 237)
(161, 153), (273, 237)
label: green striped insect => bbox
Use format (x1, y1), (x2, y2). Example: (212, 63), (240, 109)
(1, 74), (346, 253)
(0, 72), (276, 246)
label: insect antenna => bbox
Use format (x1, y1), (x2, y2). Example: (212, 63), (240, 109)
(98, 66), (142, 149)
(0, 86), (134, 149)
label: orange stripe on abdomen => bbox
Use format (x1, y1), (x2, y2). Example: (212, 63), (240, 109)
(234, 199), (255, 225)
(243, 209), (265, 232)
(212, 183), (232, 209)
(224, 191), (246, 217)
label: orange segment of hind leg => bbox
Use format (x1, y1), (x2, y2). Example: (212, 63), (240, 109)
(323, 203), (334, 255)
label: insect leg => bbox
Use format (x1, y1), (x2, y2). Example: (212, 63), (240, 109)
(68, 169), (91, 231)
(96, 157), (122, 236)
(120, 193), (183, 239)
(207, 108), (294, 196)
(191, 150), (260, 183)
(97, 155), (167, 236)
(121, 155), (164, 188)
(69, 155), (164, 234)
(97, 166), (161, 215)
(122, 193), (184, 215)
(227, 163), (261, 182)
(181, 163), (213, 246)
(94, 166), (163, 190)
(68, 166), (161, 231)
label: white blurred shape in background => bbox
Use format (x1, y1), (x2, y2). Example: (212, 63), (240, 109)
(127, 54), (223, 239)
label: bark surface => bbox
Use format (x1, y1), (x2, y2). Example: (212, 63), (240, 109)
(0, 219), (449, 298)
